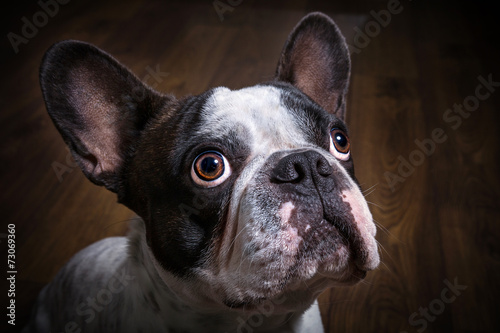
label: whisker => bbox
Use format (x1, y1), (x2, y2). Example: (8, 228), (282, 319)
(373, 219), (404, 245)
(222, 223), (251, 258)
(362, 183), (378, 197)
(103, 216), (138, 230)
(366, 200), (382, 209)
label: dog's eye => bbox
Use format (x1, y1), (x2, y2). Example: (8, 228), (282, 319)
(191, 151), (231, 187)
(329, 129), (351, 161)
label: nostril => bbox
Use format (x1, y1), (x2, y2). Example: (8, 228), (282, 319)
(270, 151), (332, 184)
(272, 161), (304, 183)
(290, 162), (306, 182)
(316, 156), (332, 177)
(271, 153), (307, 183)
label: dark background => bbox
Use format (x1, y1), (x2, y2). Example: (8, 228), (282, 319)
(1, 0), (499, 332)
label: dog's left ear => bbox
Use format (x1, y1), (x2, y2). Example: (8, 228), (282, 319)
(275, 12), (351, 120)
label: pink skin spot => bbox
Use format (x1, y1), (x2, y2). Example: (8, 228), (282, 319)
(277, 201), (302, 253)
(278, 201), (295, 225)
(341, 190), (376, 237)
(341, 190), (380, 270)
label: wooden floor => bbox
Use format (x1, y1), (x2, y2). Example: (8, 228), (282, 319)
(2, 0), (499, 332)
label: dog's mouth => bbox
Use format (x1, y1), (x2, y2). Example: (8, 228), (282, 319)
(210, 172), (379, 312)
(271, 192), (376, 276)
(220, 229), (368, 312)
(281, 214), (371, 284)
(217, 213), (374, 311)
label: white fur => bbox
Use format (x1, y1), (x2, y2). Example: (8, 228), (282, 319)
(202, 86), (311, 157)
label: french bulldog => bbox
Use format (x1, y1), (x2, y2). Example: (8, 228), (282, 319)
(24, 12), (379, 333)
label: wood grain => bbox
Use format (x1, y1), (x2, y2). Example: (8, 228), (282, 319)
(2, 0), (499, 332)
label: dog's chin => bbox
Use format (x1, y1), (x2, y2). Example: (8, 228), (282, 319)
(208, 213), (376, 312)
(287, 248), (369, 289)
(279, 218), (372, 285)
(222, 266), (367, 314)
(220, 243), (370, 313)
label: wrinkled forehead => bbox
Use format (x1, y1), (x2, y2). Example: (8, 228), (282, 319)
(200, 85), (314, 155)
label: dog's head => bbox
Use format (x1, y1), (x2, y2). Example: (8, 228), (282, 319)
(40, 13), (379, 312)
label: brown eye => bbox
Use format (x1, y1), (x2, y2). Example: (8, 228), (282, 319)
(191, 151), (231, 187)
(194, 152), (224, 180)
(331, 129), (350, 153)
(329, 129), (351, 161)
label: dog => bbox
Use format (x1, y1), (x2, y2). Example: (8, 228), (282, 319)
(24, 12), (379, 333)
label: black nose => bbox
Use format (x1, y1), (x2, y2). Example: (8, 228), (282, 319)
(270, 151), (332, 184)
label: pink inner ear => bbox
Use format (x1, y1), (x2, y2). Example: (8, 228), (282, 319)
(291, 34), (341, 117)
(291, 37), (340, 115)
(77, 129), (122, 174)
(69, 67), (123, 175)
(275, 13), (350, 120)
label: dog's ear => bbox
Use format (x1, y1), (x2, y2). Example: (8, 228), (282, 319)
(40, 40), (169, 192)
(275, 12), (351, 120)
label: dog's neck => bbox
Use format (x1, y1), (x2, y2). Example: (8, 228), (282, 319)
(126, 219), (302, 332)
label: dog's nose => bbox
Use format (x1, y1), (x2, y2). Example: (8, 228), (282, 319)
(270, 151), (332, 184)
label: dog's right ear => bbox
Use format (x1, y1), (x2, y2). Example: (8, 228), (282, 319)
(40, 40), (170, 193)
